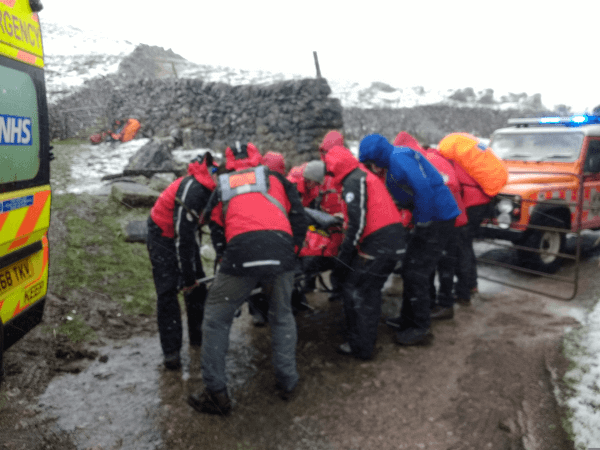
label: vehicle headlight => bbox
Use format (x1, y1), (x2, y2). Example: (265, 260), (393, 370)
(497, 198), (515, 214)
(497, 212), (512, 229)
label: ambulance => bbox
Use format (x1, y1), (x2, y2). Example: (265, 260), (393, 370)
(0, 0), (50, 378)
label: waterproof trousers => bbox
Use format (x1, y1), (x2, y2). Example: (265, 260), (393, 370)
(342, 253), (399, 359)
(146, 218), (206, 357)
(429, 226), (461, 308)
(400, 219), (455, 331)
(454, 204), (489, 300)
(201, 271), (298, 393)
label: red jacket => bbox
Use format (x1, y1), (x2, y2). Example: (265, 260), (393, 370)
(150, 160), (216, 238)
(208, 143), (308, 276)
(325, 146), (404, 260)
(453, 163), (491, 208)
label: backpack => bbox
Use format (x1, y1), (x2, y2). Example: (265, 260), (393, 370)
(438, 133), (508, 197)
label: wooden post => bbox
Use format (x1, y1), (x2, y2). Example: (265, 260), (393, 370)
(313, 51), (322, 79)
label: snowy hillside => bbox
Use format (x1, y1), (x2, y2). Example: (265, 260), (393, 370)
(40, 18), (546, 111)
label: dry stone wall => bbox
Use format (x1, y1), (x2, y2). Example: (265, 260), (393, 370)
(105, 77), (343, 167)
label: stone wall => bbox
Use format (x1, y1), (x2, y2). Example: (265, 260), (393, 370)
(105, 77), (343, 167)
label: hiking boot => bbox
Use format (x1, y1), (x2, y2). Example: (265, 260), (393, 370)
(328, 291), (343, 302)
(163, 352), (181, 371)
(385, 315), (402, 329)
(430, 305), (454, 321)
(275, 380), (299, 401)
(455, 297), (471, 305)
(395, 328), (433, 346)
(188, 389), (232, 415)
(252, 312), (267, 327)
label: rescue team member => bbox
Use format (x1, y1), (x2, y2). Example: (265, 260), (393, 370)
(188, 142), (308, 415)
(146, 152), (217, 370)
(394, 132), (467, 321)
(262, 151), (286, 175)
(359, 134), (460, 346)
(324, 145), (406, 360)
(438, 136), (492, 305)
(287, 160), (326, 207)
(317, 130), (348, 301)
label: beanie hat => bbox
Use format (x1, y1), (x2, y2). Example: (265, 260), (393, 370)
(319, 130), (344, 153)
(303, 160), (325, 184)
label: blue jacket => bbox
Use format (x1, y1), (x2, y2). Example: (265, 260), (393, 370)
(359, 134), (460, 224)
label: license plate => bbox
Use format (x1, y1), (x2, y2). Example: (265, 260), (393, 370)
(0, 258), (34, 295)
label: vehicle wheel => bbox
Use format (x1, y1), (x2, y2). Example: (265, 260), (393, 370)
(517, 220), (567, 273)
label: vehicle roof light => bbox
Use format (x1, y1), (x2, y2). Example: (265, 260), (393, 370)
(507, 114), (600, 127)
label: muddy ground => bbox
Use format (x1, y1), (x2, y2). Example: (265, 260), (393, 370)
(2, 222), (600, 449)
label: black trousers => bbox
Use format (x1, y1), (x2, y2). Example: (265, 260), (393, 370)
(400, 219), (455, 331)
(341, 253), (399, 359)
(454, 204), (489, 300)
(429, 226), (461, 308)
(146, 218), (206, 356)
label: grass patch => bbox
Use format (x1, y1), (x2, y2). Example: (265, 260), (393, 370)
(55, 315), (97, 343)
(50, 193), (155, 315)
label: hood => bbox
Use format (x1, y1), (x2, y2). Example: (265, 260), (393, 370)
(262, 151), (285, 175)
(187, 156), (216, 190)
(393, 131), (423, 152)
(225, 142), (263, 171)
(324, 145), (359, 188)
(319, 130), (345, 158)
(358, 134), (393, 168)
(506, 171), (578, 186)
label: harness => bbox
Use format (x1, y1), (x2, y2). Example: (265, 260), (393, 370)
(219, 165), (288, 218)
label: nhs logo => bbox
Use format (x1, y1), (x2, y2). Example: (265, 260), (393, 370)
(0, 114), (32, 145)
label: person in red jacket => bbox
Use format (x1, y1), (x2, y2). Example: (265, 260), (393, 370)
(188, 142), (308, 415)
(262, 151), (286, 175)
(317, 131), (348, 300)
(324, 145), (407, 360)
(146, 152), (217, 370)
(286, 160), (325, 207)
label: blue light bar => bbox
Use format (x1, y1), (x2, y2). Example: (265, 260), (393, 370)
(540, 117), (560, 124)
(508, 114), (600, 127)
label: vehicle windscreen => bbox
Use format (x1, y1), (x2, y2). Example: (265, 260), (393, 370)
(491, 132), (584, 162)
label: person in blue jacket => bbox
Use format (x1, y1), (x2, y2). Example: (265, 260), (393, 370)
(359, 134), (460, 346)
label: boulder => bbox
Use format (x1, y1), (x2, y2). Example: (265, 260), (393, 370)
(124, 137), (185, 175)
(110, 181), (160, 208)
(124, 220), (148, 243)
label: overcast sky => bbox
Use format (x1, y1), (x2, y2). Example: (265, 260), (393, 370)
(42, 0), (599, 111)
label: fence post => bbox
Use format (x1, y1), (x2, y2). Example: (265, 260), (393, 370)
(313, 51), (322, 79)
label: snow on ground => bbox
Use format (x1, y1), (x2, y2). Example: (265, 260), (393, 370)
(59, 139), (149, 195)
(60, 140), (219, 195)
(564, 301), (600, 449)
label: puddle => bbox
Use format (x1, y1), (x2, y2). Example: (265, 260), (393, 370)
(38, 309), (259, 450)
